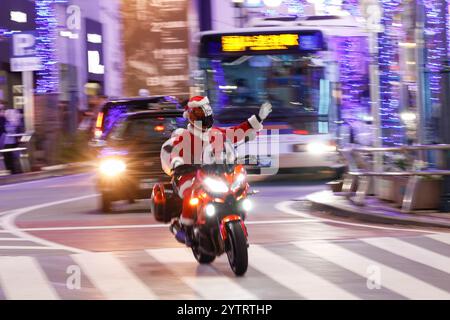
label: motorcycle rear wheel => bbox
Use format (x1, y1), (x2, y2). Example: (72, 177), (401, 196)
(226, 221), (248, 276)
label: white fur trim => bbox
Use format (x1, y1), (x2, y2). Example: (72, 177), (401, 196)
(178, 180), (193, 198)
(187, 124), (211, 141)
(170, 156), (184, 169)
(187, 96), (209, 108)
(248, 115), (263, 130)
(172, 128), (185, 137)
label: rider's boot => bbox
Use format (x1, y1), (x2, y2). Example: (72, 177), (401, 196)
(170, 219), (194, 247)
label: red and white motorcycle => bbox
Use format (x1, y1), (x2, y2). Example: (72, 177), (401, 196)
(151, 163), (253, 276)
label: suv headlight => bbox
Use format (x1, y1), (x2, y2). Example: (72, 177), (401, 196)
(204, 177), (229, 193)
(99, 159), (126, 177)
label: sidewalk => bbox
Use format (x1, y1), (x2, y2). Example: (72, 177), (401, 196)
(0, 161), (94, 186)
(306, 190), (450, 229)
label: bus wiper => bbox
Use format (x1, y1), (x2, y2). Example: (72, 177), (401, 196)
(222, 56), (251, 66)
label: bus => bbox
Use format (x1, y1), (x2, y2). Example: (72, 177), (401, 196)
(194, 15), (371, 175)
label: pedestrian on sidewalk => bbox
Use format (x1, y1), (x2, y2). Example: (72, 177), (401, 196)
(3, 108), (24, 174)
(0, 102), (6, 149)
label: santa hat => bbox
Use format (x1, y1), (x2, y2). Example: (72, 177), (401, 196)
(184, 96), (210, 119)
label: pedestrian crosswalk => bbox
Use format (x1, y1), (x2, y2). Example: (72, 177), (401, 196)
(0, 234), (449, 300)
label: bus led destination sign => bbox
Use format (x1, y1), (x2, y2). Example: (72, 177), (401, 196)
(200, 30), (325, 57)
(222, 34), (299, 52)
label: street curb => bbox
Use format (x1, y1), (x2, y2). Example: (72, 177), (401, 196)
(0, 162), (94, 186)
(306, 190), (450, 229)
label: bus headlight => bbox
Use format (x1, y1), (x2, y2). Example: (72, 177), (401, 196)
(99, 159), (126, 177)
(306, 141), (336, 155)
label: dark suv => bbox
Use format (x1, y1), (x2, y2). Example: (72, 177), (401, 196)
(96, 109), (185, 212)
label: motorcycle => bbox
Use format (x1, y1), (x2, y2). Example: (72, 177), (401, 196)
(151, 163), (254, 276)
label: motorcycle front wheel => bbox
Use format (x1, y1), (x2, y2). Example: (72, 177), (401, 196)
(192, 246), (216, 264)
(225, 221), (248, 276)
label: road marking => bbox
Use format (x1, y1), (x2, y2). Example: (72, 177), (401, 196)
(18, 219), (319, 232)
(294, 241), (450, 300)
(0, 246), (63, 250)
(0, 173), (91, 190)
(362, 237), (450, 274)
(247, 218), (319, 225)
(248, 245), (359, 300)
(275, 200), (438, 234)
(0, 195), (97, 254)
(0, 256), (59, 300)
(147, 248), (257, 300)
(426, 233), (450, 245)
(71, 252), (156, 300)
(0, 210), (18, 217)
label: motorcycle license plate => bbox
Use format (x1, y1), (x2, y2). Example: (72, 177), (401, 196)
(139, 179), (155, 189)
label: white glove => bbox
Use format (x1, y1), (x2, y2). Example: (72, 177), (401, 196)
(259, 101), (272, 121)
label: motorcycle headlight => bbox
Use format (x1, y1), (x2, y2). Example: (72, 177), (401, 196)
(99, 159), (126, 177)
(231, 173), (246, 191)
(205, 204), (216, 217)
(306, 141), (336, 155)
(241, 198), (252, 211)
(203, 177), (229, 193)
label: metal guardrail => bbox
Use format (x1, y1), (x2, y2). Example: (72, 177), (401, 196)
(0, 132), (33, 174)
(339, 144), (450, 212)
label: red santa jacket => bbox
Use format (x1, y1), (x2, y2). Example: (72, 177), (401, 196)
(161, 115), (263, 176)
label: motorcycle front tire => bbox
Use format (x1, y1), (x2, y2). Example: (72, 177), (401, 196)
(225, 221), (248, 276)
(192, 246), (216, 264)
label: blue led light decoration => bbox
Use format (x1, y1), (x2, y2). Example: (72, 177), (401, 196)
(378, 0), (404, 146)
(35, 0), (66, 94)
(334, 36), (370, 122)
(447, 0), (450, 58)
(422, 0), (447, 143)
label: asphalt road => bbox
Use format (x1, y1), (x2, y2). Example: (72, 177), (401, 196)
(0, 173), (449, 300)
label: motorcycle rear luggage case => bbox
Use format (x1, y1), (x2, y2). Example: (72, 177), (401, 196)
(151, 183), (182, 223)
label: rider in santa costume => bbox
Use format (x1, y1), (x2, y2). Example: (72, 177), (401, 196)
(160, 95), (272, 245)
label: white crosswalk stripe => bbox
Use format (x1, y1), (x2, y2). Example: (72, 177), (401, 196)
(0, 256), (59, 300)
(146, 248), (257, 299)
(426, 233), (450, 246)
(248, 245), (359, 300)
(0, 236), (449, 300)
(362, 237), (450, 274)
(71, 252), (157, 300)
(293, 241), (450, 300)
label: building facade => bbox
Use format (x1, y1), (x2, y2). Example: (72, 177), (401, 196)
(0, 0), (123, 165)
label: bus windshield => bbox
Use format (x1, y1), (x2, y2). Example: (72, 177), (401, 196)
(201, 54), (332, 134)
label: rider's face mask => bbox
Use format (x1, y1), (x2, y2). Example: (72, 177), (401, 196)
(203, 114), (214, 129)
(191, 104), (214, 131)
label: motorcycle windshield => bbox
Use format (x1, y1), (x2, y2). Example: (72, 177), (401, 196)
(202, 140), (237, 166)
(201, 164), (236, 175)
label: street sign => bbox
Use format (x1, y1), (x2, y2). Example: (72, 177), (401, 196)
(10, 32), (42, 72)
